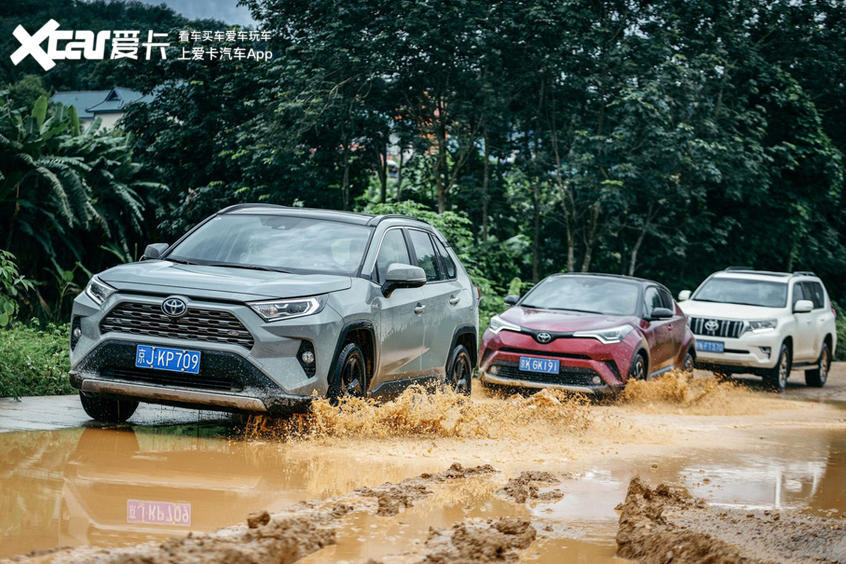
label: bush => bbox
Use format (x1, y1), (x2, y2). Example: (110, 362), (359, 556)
(835, 301), (846, 361)
(0, 321), (72, 398)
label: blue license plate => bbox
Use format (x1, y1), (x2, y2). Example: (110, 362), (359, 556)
(696, 340), (724, 353)
(519, 356), (560, 374)
(135, 345), (201, 374)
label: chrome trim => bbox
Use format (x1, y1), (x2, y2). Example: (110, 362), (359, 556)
(81, 378), (268, 412)
(480, 372), (611, 394)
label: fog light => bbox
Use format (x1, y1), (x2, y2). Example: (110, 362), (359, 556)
(489, 365), (500, 375)
(301, 350), (315, 364)
(592, 376), (602, 385)
(760, 346), (771, 358)
(73, 327), (82, 340)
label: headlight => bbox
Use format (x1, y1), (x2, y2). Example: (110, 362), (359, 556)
(746, 319), (777, 333)
(573, 324), (634, 344)
(249, 295), (326, 322)
(84, 276), (116, 306)
(488, 315), (521, 334)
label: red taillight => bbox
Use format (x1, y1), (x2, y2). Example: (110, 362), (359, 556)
(475, 286), (482, 301)
(833, 304), (837, 318)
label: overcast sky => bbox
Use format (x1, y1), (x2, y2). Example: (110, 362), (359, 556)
(138, 0), (255, 26)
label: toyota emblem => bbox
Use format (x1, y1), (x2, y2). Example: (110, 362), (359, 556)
(536, 331), (552, 344)
(161, 297), (187, 318)
(704, 319), (719, 333)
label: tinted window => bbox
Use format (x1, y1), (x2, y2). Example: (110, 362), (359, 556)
(693, 278), (788, 308)
(433, 237), (457, 279)
(167, 214), (371, 276)
(802, 282), (825, 309)
(792, 283), (805, 305)
(520, 276), (641, 316)
(644, 287), (663, 315)
(408, 230), (440, 281)
(658, 288), (674, 309)
(375, 229), (411, 282)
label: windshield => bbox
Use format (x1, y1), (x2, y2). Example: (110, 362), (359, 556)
(693, 277), (787, 308)
(520, 276), (640, 316)
(167, 214), (372, 276)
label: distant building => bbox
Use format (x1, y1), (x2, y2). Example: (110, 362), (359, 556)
(50, 87), (153, 130)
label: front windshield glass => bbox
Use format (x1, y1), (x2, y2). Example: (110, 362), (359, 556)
(520, 276), (640, 316)
(693, 277), (787, 308)
(167, 214), (372, 276)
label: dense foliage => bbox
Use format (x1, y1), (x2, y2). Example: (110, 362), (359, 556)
(1, 0), (844, 326)
(0, 321), (72, 398)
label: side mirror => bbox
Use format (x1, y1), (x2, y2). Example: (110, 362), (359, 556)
(793, 299), (813, 314)
(649, 307), (674, 320)
(142, 243), (169, 260)
(678, 290), (691, 302)
(382, 263), (426, 298)
(504, 295), (519, 306)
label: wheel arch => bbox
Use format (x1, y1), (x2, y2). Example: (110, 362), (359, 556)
(446, 325), (478, 370)
(330, 320), (377, 387)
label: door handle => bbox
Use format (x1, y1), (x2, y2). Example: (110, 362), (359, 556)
(414, 303), (426, 314)
(449, 295), (460, 305)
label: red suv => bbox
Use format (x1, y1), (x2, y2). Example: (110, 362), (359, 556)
(479, 274), (695, 393)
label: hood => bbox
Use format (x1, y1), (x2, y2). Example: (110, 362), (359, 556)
(678, 299), (783, 319)
(500, 306), (637, 332)
(98, 261), (352, 302)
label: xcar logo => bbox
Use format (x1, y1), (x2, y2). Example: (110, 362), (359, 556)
(10, 19), (169, 71)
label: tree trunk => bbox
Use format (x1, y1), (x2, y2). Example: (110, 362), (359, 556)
(341, 143), (350, 209)
(378, 144), (388, 204)
(580, 202), (600, 272)
(396, 149), (406, 201)
(481, 128), (490, 242)
(532, 182), (540, 282)
(436, 99), (448, 213)
(628, 205), (654, 276)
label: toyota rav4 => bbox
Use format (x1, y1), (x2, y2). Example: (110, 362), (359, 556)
(69, 204), (478, 422)
(678, 268), (837, 391)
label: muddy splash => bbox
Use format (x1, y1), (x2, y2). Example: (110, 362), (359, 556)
(245, 385), (592, 440)
(619, 370), (784, 415)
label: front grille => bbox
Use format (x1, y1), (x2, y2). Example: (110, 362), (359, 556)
(490, 361), (600, 387)
(498, 347), (590, 360)
(690, 317), (744, 339)
(106, 366), (241, 392)
(100, 302), (254, 348)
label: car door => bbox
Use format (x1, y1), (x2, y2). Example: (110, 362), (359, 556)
(432, 235), (467, 376)
(406, 229), (451, 377)
(370, 227), (426, 388)
(791, 282), (815, 362)
(802, 281), (828, 360)
(658, 286), (687, 367)
(641, 286), (672, 371)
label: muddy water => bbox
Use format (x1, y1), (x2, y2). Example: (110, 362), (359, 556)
(1, 420), (844, 561)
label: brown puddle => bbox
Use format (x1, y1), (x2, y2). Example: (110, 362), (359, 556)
(1, 418), (844, 561)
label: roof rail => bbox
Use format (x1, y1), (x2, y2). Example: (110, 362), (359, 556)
(724, 266), (755, 272)
(366, 214), (430, 226)
(793, 271), (817, 277)
(219, 203), (286, 213)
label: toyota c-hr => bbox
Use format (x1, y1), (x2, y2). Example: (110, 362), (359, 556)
(478, 273), (695, 393)
(70, 204), (478, 422)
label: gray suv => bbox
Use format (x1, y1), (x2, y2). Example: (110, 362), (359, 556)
(69, 204), (479, 422)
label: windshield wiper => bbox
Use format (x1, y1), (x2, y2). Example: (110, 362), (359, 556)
(522, 305), (605, 314)
(200, 262), (290, 273)
(165, 256), (197, 265)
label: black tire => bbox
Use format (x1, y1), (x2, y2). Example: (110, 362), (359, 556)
(627, 353), (647, 383)
(805, 342), (831, 388)
(764, 342), (791, 392)
(681, 350), (695, 373)
(79, 392), (138, 423)
(328, 342), (367, 403)
(446, 344), (473, 396)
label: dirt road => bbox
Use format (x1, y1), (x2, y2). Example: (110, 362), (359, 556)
(1, 365), (844, 562)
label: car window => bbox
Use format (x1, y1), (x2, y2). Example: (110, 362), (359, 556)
(802, 282), (825, 309)
(643, 287), (662, 315)
(433, 237), (457, 280)
(658, 288), (674, 310)
(374, 229), (411, 283)
(408, 230), (440, 281)
(792, 283), (805, 305)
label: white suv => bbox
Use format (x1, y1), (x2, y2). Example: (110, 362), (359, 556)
(678, 268), (836, 391)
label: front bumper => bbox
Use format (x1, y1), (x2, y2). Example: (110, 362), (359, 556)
(478, 330), (636, 394)
(693, 330), (780, 372)
(69, 291), (343, 414)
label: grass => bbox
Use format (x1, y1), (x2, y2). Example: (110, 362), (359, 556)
(0, 321), (73, 399)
